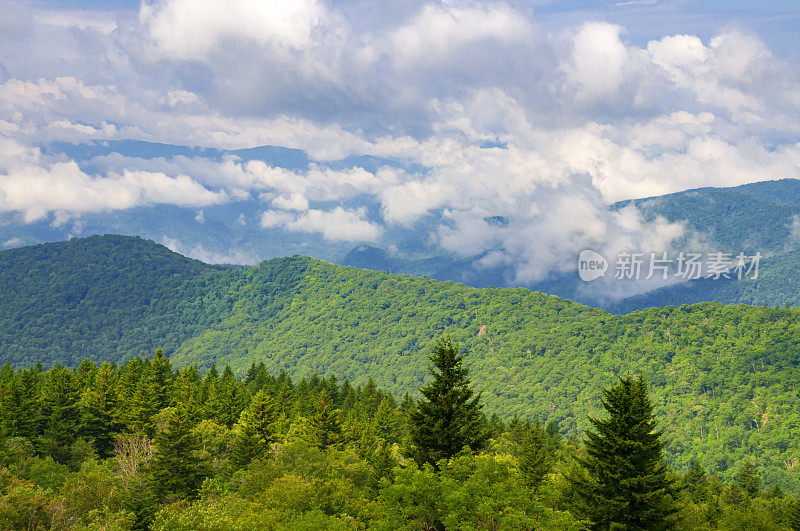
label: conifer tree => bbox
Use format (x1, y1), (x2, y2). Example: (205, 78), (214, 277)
(147, 348), (173, 411)
(173, 366), (203, 424)
(127, 376), (157, 435)
(37, 366), (81, 460)
(368, 441), (396, 493)
(407, 336), (488, 468)
(304, 390), (343, 450)
(684, 461), (709, 503)
(230, 389), (278, 469)
(735, 461), (761, 498)
(147, 408), (207, 502)
(80, 362), (121, 457)
(789, 497), (800, 531)
(1, 367), (40, 439)
(571, 375), (678, 530)
(211, 366), (245, 428)
(519, 421), (552, 491)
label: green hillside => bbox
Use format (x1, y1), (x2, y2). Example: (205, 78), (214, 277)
(2, 235), (800, 490)
(0, 235), (232, 365)
(616, 178), (800, 255)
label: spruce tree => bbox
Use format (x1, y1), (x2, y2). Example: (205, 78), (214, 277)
(147, 407), (207, 502)
(230, 389), (278, 469)
(147, 348), (173, 411)
(684, 461), (709, 503)
(789, 497), (800, 531)
(304, 390), (343, 450)
(80, 362), (121, 457)
(408, 336), (488, 468)
(735, 461), (761, 499)
(37, 366), (81, 461)
(368, 441), (396, 493)
(1, 367), (40, 439)
(519, 421), (552, 491)
(572, 375), (678, 530)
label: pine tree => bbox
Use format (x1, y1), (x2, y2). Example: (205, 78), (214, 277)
(571, 375), (678, 530)
(368, 441), (396, 493)
(173, 366), (203, 424)
(211, 366), (245, 428)
(374, 394), (400, 445)
(684, 461), (709, 503)
(37, 366), (81, 461)
(407, 336), (488, 468)
(519, 421), (552, 491)
(304, 390), (343, 450)
(147, 408), (207, 502)
(80, 362), (122, 457)
(230, 389), (278, 469)
(127, 375), (158, 435)
(735, 461), (761, 498)
(147, 348), (173, 411)
(1, 367), (40, 439)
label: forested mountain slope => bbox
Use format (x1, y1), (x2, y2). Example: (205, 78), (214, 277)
(3, 235), (800, 490)
(0, 235), (232, 365)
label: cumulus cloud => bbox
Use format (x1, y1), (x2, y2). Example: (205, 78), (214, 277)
(140, 0), (328, 61)
(272, 192), (309, 211)
(565, 22), (630, 100)
(160, 236), (259, 265)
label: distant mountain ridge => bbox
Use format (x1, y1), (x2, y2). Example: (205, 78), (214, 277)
(4, 142), (800, 311)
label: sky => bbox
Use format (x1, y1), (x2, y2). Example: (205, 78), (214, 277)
(1, 0), (799, 281)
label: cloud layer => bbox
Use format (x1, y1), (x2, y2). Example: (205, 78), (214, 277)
(1, 0), (799, 283)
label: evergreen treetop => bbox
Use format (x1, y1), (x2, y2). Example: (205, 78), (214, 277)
(408, 336), (488, 468)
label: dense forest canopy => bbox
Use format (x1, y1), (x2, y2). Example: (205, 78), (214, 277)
(2, 235), (800, 494)
(1, 352), (799, 529)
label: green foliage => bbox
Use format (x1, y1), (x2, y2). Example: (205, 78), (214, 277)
(230, 389), (279, 470)
(3, 235), (800, 493)
(571, 375), (679, 530)
(0, 235), (232, 366)
(147, 408), (207, 503)
(0, 360), (798, 529)
(736, 461), (763, 499)
(407, 337), (488, 468)
(303, 390), (344, 450)
(519, 421), (553, 491)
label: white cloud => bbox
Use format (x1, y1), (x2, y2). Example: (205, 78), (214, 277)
(2, 237), (24, 248)
(260, 210), (296, 228)
(0, 138), (227, 222)
(565, 22), (629, 99)
(160, 236), (259, 265)
(140, 0), (327, 61)
(790, 215), (800, 247)
(388, 3), (531, 68)
(272, 192), (309, 211)
(287, 207), (382, 242)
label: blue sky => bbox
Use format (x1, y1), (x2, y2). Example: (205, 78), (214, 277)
(1, 0), (799, 279)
